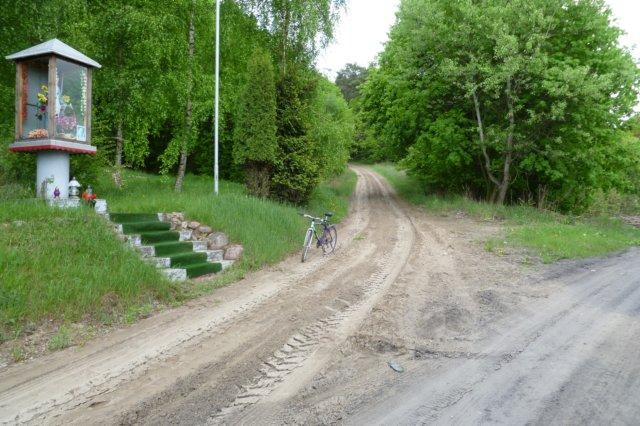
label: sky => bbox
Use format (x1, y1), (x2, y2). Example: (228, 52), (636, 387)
(316, 0), (640, 81)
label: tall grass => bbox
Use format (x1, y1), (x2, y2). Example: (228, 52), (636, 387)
(307, 169), (357, 222)
(0, 200), (172, 335)
(373, 163), (640, 263)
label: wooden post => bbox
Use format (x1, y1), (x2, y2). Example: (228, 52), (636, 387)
(86, 67), (92, 144)
(47, 56), (57, 140)
(14, 62), (21, 140)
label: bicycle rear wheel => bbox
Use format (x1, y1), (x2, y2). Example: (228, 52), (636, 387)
(301, 228), (313, 262)
(321, 226), (337, 254)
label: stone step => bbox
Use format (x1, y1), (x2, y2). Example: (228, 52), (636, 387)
(185, 262), (221, 278)
(153, 241), (194, 257)
(169, 252), (208, 268)
(122, 221), (171, 234)
(149, 257), (171, 268)
(192, 241), (208, 252)
(220, 260), (235, 270)
(162, 268), (188, 281)
(204, 250), (224, 262)
(111, 211), (236, 282)
(137, 245), (155, 257)
(140, 230), (180, 244)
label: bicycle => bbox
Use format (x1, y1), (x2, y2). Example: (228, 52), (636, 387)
(300, 212), (337, 262)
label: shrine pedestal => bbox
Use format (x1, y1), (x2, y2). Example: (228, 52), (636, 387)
(36, 151), (69, 199)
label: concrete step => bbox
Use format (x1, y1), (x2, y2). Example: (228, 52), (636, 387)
(179, 229), (193, 241)
(204, 250), (224, 262)
(137, 245), (155, 257)
(148, 257), (171, 268)
(192, 241), (208, 252)
(127, 234), (142, 247)
(161, 268), (187, 281)
(220, 260), (235, 270)
(112, 212), (235, 282)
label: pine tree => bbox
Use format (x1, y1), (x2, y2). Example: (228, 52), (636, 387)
(233, 48), (278, 197)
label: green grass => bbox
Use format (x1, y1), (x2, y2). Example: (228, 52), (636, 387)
(0, 200), (173, 336)
(124, 303), (154, 324)
(307, 169), (358, 223)
(48, 325), (73, 350)
(504, 220), (640, 263)
(373, 163), (640, 263)
(0, 168), (357, 337)
(11, 346), (25, 362)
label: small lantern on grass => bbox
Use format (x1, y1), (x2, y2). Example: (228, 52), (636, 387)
(68, 176), (81, 199)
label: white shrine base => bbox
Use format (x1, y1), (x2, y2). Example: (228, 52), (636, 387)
(47, 198), (80, 208)
(37, 151), (70, 199)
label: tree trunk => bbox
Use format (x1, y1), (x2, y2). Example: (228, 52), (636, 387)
(175, 3), (196, 193)
(245, 162), (270, 198)
(113, 119), (123, 189)
(496, 78), (516, 205)
(472, 88), (500, 199)
(280, 5), (290, 76)
(472, 80), (516, 206)
(537, 185), (548, 210)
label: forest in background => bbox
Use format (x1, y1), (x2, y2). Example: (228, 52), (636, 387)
(340, 0), (640, 213)
(0, 0), (352, 203)
(2, 0), (640, 214)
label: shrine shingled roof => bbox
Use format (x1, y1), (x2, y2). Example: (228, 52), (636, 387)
(6, 39), (101, 68)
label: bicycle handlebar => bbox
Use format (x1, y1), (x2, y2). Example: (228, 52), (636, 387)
(301, 213), (326, 222)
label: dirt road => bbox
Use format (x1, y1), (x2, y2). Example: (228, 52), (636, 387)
(0, 166), (638, 425)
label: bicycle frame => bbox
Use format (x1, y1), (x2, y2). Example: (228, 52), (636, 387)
(303, 214), (331, 246)
(305, 217), (326, 245)
(301, 212), (336, 262)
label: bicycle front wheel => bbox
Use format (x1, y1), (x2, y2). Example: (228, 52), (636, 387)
(301, 228), (314, 262)
(321, 226), (337, 254)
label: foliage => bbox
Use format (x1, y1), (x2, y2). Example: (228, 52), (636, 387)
(375, 163), (640, 263)
(361, 0), (640, 212)
(272, 72), (353, 203)
(0, 0), (352, 202)
(308, 78), (354, 178)
(233, 48), (278, 197)
(307, 168), (357, 222)
(335, 63), (368, 102)
(243, 0), (346, 68)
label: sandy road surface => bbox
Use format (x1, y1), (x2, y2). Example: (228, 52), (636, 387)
(1, 167), (638, 425)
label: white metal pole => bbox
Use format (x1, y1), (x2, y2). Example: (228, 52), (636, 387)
(214, 0), (220, 195)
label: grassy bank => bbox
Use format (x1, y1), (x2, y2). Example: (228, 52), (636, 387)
(0, 201), (173, 342)
(0, 168), (356, 343)
(373, 163), (640, 263)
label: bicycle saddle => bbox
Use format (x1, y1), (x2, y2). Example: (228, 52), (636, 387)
(324, 212), (333, 217)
